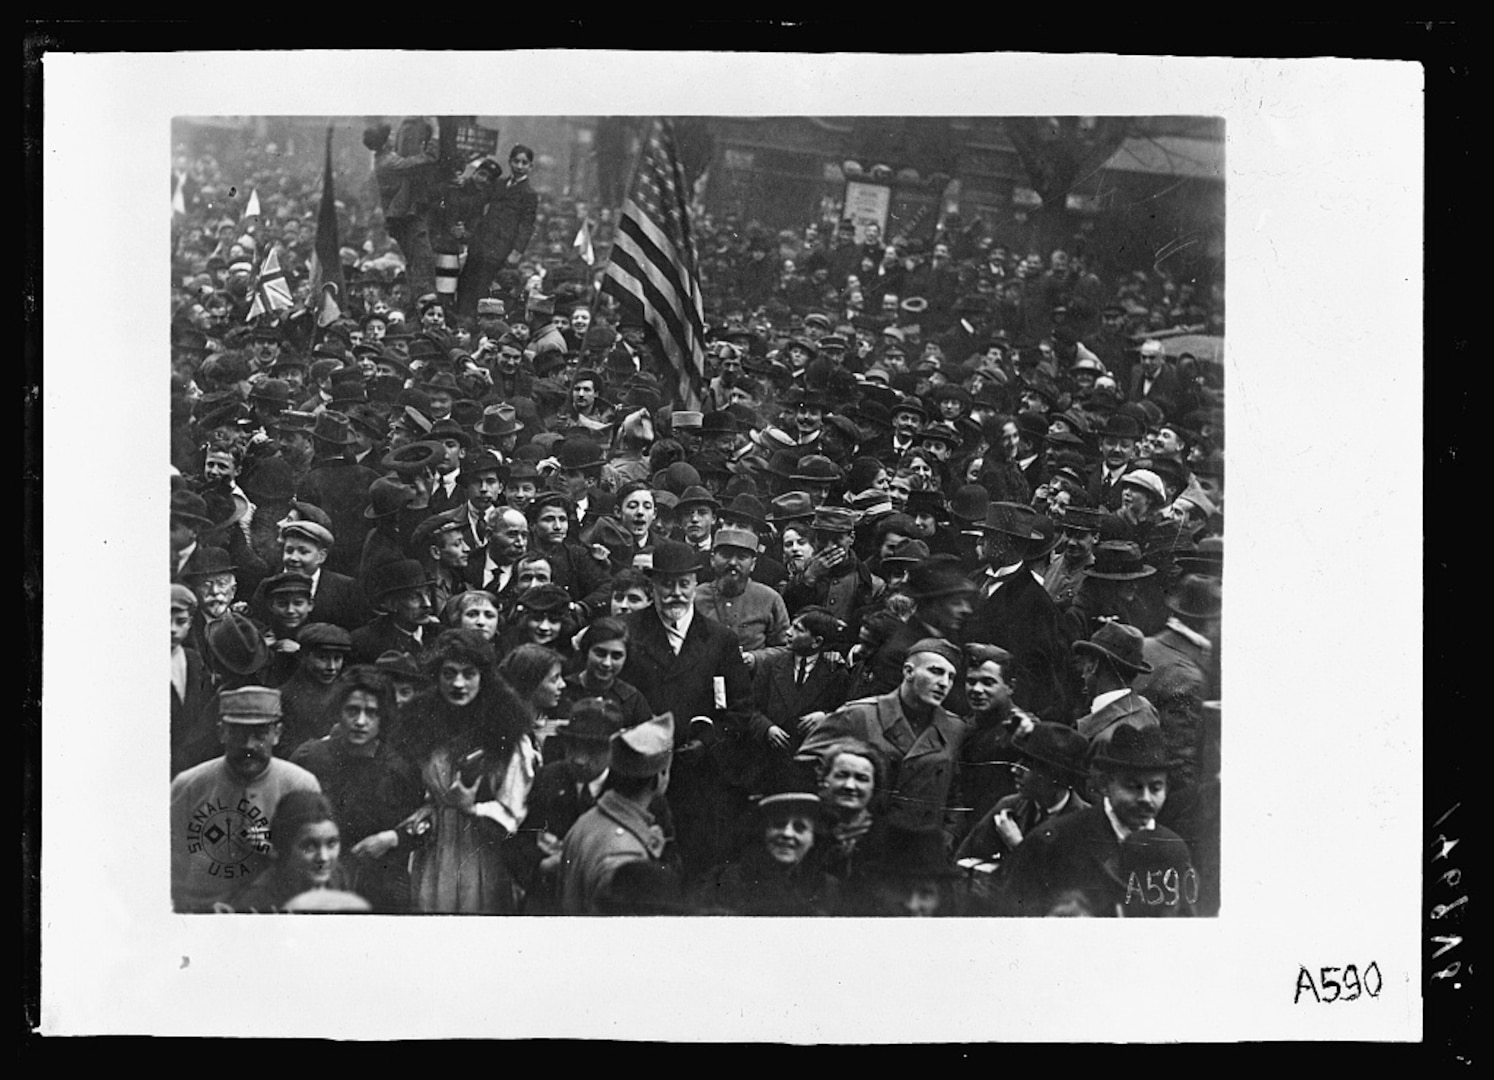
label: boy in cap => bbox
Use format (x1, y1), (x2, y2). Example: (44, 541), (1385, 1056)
(260, 519), (371, 631)
(170, 686), (322, 912)
(275, 622), (353, 756)
(558, 712), (676, 914)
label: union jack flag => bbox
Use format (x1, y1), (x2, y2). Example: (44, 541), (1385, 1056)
(601, 118), (706, 410)
(247, 247), (293, 320)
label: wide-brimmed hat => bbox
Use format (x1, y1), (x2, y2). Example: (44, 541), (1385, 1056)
(1090, 724), (1181, 773)
(205, 613), (269, 676)
(477, 402), (524, 437)
(1174, 535), (1223, 577)
(647, 541), (703, 576)
(982, 501), (1043, 542)
(1014, 722), (1091, 786)
(1087, 541), (1157, 580)
(1167, 574), (1222, 621)
(381, 441), (447, 475)
(1073, 621), (1153, 675)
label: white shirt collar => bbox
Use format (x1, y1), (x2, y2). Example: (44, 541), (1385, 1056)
(1090, 687), (1130, 714)
(1045, 789), (1071, 816)
(1103, 796), (1155, 842)
(661, 604), (695, 653)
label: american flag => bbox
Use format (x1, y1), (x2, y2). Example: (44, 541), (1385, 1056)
(602, 118), (706, 410)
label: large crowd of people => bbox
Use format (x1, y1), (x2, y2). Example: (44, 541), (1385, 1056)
(169, 117), (1224, 918)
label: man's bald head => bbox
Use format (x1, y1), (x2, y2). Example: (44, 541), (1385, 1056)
(486, 506), (531, 564)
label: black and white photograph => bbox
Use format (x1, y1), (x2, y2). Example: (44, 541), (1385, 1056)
(39, 51), (1424, 1042)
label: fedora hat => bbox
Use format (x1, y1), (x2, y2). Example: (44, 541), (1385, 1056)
(457, 449), (504, 482)
(205, 612), (269, 677)
(170, 489), (216, 529)
(982, 501), (1043, 540)
(1073, 621), (1153, 675)
(1087, 541), (1157, 581)
(675, 485), (721, 512)
(364, 476), (417, 519)
(767, 491), (815, 524)
(647, 541), (703, 577)
(1174, 535), (1223, 577)
(719, 493), (768, 532)
(889, 395), (926, 421)
(919, 421), (962, 449)
(249, 378), (291, 405)
(1167, 574), (1222, 621)
(1014, 722), (1091, 786)
(880, 538), (930, 567)
(1090, 724), (1181, 773)
(791, 455), (842, 483)
(428, 418), (475, 450)
(366, 559), (436, 600)
(311, 409), (356, 445)
(906, 556), (977, 601)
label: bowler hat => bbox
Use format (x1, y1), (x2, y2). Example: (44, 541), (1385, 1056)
(1090, 723), (1180, 773)
(218, 686), (282, 724)
(889, 395), (926, 421)
(609, 712), (675, 777)
(205, 613), (269, 677)
(179, 546), (236, 579)
(1014, 722), (1091, 786)
(557, 437), (606, 472)
(1087, 541), (1157, 581)
(458, 450), (504, 482)
(919, 421), (962, 449)
(1072, 621), (1153, 675)
(647, 541), (703, 576)
(366, 559), (435, 600)
(1099, 414), (1144, 440)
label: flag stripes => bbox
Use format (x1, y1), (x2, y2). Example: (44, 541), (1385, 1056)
(600, 118), (706, 410)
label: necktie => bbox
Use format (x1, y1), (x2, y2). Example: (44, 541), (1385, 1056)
(796, 658), (808, 686)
